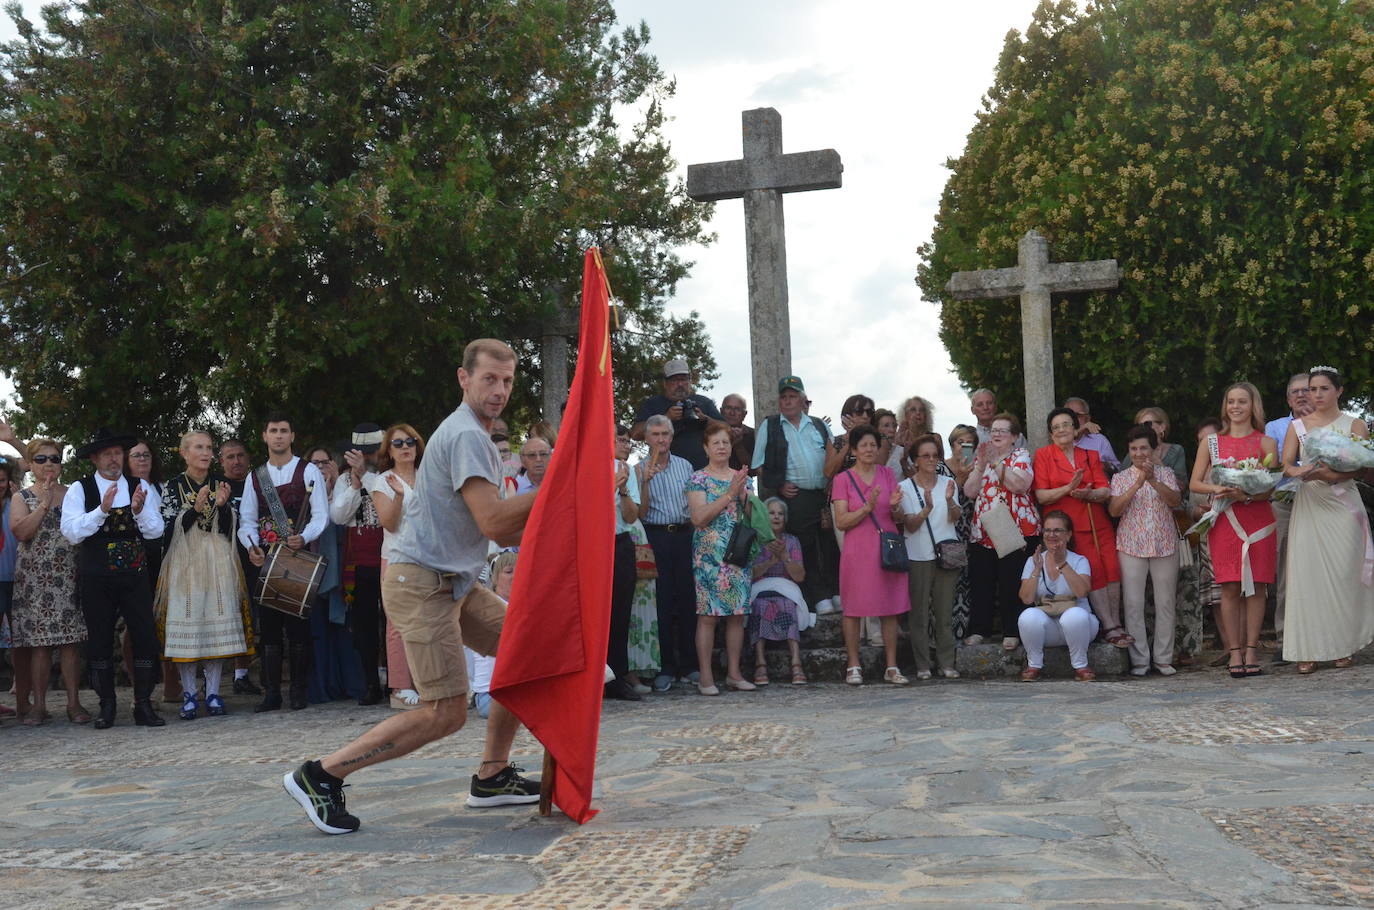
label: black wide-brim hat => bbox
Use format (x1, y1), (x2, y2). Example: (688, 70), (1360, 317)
(75, 427), (137, 459)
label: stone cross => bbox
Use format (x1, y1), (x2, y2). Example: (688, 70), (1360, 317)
(687, 108), (842, 420)
(540, 303), (582, 430)
(945, 230), (1120, 450)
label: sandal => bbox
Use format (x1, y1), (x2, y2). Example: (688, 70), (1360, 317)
(845, 666), (863, 686)
(1244, 643), (1264, 677)
(883, 667), (909, 686)
(753, 665), (770, 686)
(1334, 657), (1354, 669)
(179, 691), (199, 721)
(1297, 661), (1317, 675)
(1227, 648), (1246, 679)
(1103, 627), (1134, 648)
(790, 663), (807, 686)
(21, 712), (44, 727)
(66, 705), (92, 725)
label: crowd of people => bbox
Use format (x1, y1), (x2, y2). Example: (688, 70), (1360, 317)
(2, 355), (1372, 747)
(617, 359), (1374, 692)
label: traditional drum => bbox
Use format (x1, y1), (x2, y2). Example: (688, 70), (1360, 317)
(257, 544), (326, 618)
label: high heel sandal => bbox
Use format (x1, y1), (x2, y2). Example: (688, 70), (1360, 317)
(1227, 648), (1246, 679)
(1244, 643), (1264, 677)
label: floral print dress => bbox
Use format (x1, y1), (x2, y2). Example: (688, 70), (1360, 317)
(10, 488), (84, 647)
(686, 471), (751, 617)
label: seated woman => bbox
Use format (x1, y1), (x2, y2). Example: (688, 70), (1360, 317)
(748, 497), (807, 686)
(467, 550), (517, 718)
(1017, 510), (1098, 681)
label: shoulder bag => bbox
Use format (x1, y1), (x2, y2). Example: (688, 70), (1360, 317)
(914, 482), (967, 571)
(977, 459), (1027, 558)
(1037, 563), (1078, 617)
(722, 494), (756, 567)
(846, 471), (909, 572)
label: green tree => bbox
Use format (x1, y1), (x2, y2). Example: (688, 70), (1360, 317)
(0, 0), (713, 451)
(917, 0), (1374, 439)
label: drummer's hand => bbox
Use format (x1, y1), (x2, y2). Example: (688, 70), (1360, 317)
(248, 545), (265, 567)
(286, 534), (304, 550)
(214, 482), (230, 508)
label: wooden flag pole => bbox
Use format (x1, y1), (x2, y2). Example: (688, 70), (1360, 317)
(538, 749), (556, 817)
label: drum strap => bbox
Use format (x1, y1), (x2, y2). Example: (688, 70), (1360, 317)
(255, 465), (293, 536)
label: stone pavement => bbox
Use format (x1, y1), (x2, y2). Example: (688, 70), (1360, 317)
(3, 651), (1374, 909)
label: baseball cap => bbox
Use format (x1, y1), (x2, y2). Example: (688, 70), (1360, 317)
(778, 376), (806, 394)
(663, 358), (690, 378)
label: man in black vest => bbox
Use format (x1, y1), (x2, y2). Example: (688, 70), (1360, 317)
(751, 376), (838, 611)
(60, 428), (167, 729)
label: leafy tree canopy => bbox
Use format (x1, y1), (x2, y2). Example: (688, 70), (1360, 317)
(917, 0), (1374, 440)
(0, 0), (714, 455)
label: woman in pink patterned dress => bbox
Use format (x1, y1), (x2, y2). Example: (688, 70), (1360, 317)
(1189, 382), (1278, 678)
(1109, 425), (1182, 677)
(832, 424), (910, 686)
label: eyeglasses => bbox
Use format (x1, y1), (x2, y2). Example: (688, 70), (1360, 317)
(309, 458), (333, 467)
(129, 451), (152, 460)
(390, 437), (418, 448)
(989, 427), (1012, 436)
(31, 455), (62, 465)
(522, 451), (552, 460)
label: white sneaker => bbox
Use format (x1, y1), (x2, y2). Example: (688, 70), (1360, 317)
(1155, 664), (1177, 676)
(1130, 666), (1148, 677)
(940, 668), (961, 680)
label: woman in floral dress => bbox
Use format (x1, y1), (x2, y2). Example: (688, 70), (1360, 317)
(685, 421), (753, 696)
(9, 438), (88, 724)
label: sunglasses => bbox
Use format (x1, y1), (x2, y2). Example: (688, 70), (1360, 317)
(32, 454), (62, 465)
(390, 437), (419, 449)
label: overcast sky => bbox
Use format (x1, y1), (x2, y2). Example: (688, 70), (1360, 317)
(1, 0), (1045, 438)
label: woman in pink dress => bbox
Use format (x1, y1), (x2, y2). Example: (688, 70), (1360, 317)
(1189, 381), (1278, 678)
(832, 425), (910, 686)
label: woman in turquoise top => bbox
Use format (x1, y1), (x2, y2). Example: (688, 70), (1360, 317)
(686, 421), (754, 696)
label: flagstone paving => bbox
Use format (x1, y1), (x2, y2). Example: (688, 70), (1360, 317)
(3, 653), (1374, 908)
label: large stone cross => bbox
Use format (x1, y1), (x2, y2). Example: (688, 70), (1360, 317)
(945, 230), (1120, 449)
(687, 108), (842, 419)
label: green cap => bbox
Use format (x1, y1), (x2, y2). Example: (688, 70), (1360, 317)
(778, 376), (806, 394)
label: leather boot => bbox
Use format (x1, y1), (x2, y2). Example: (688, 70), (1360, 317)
(131, 659), (166, 727)
(254, 645), (283, 713)
(288, 642), (311, 710)
(90, 660), (117, 730)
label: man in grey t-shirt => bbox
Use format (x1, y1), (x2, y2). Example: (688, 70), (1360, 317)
(282, 339), (540, 836)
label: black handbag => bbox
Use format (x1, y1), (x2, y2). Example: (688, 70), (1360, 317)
(846, 471), (909, 572)
(723, 499), (756, 567)
(914, 483), (968, 571)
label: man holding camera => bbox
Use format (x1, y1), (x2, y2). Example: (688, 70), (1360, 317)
(631, 358), (722, 470)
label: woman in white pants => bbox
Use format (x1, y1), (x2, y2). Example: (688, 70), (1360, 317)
(1017, 510), (1098, 681)
(1109, 425), (1182, 676)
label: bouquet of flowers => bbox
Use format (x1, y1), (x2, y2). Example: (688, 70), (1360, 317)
(1302, 425), (1374, 473)
(1184, 456), (1283, 536)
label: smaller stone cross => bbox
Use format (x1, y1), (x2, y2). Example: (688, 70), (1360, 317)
(687, 108), (842, 420)
(945, 230), (1120, 449)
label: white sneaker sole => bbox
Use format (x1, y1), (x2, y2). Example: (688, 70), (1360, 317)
(282, 771), (356, 835)
(466, 791), (542, 808)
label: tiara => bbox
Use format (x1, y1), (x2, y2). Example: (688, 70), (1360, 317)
(1310, 364), (1340, 374)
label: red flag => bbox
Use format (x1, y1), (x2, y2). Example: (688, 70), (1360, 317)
(488, 248), (615, 824)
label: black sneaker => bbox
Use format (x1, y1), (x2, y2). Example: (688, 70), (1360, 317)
(233, 676), (262, 696)
(466, 764), (541, 807)
(282, 761), (360, 834)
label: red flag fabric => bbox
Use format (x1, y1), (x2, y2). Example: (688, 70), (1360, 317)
(488, 248), (615, 824)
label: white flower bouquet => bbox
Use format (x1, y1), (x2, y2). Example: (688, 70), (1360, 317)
(1183, 456), (1282, 537)
(1302, 425), (1374, 473)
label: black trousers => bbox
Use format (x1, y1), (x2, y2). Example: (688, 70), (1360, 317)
(81, 572), (159, 664)
(786, 488), (837, 606)
(608, 532), (637, 678)
(348, 566), (383, 685)
(257, 601), (311, 649)
(967, 536), (1040, 638)
(645, 525), (695, 677)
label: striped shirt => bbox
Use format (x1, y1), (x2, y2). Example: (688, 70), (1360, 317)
(637, 454), (693, 525)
